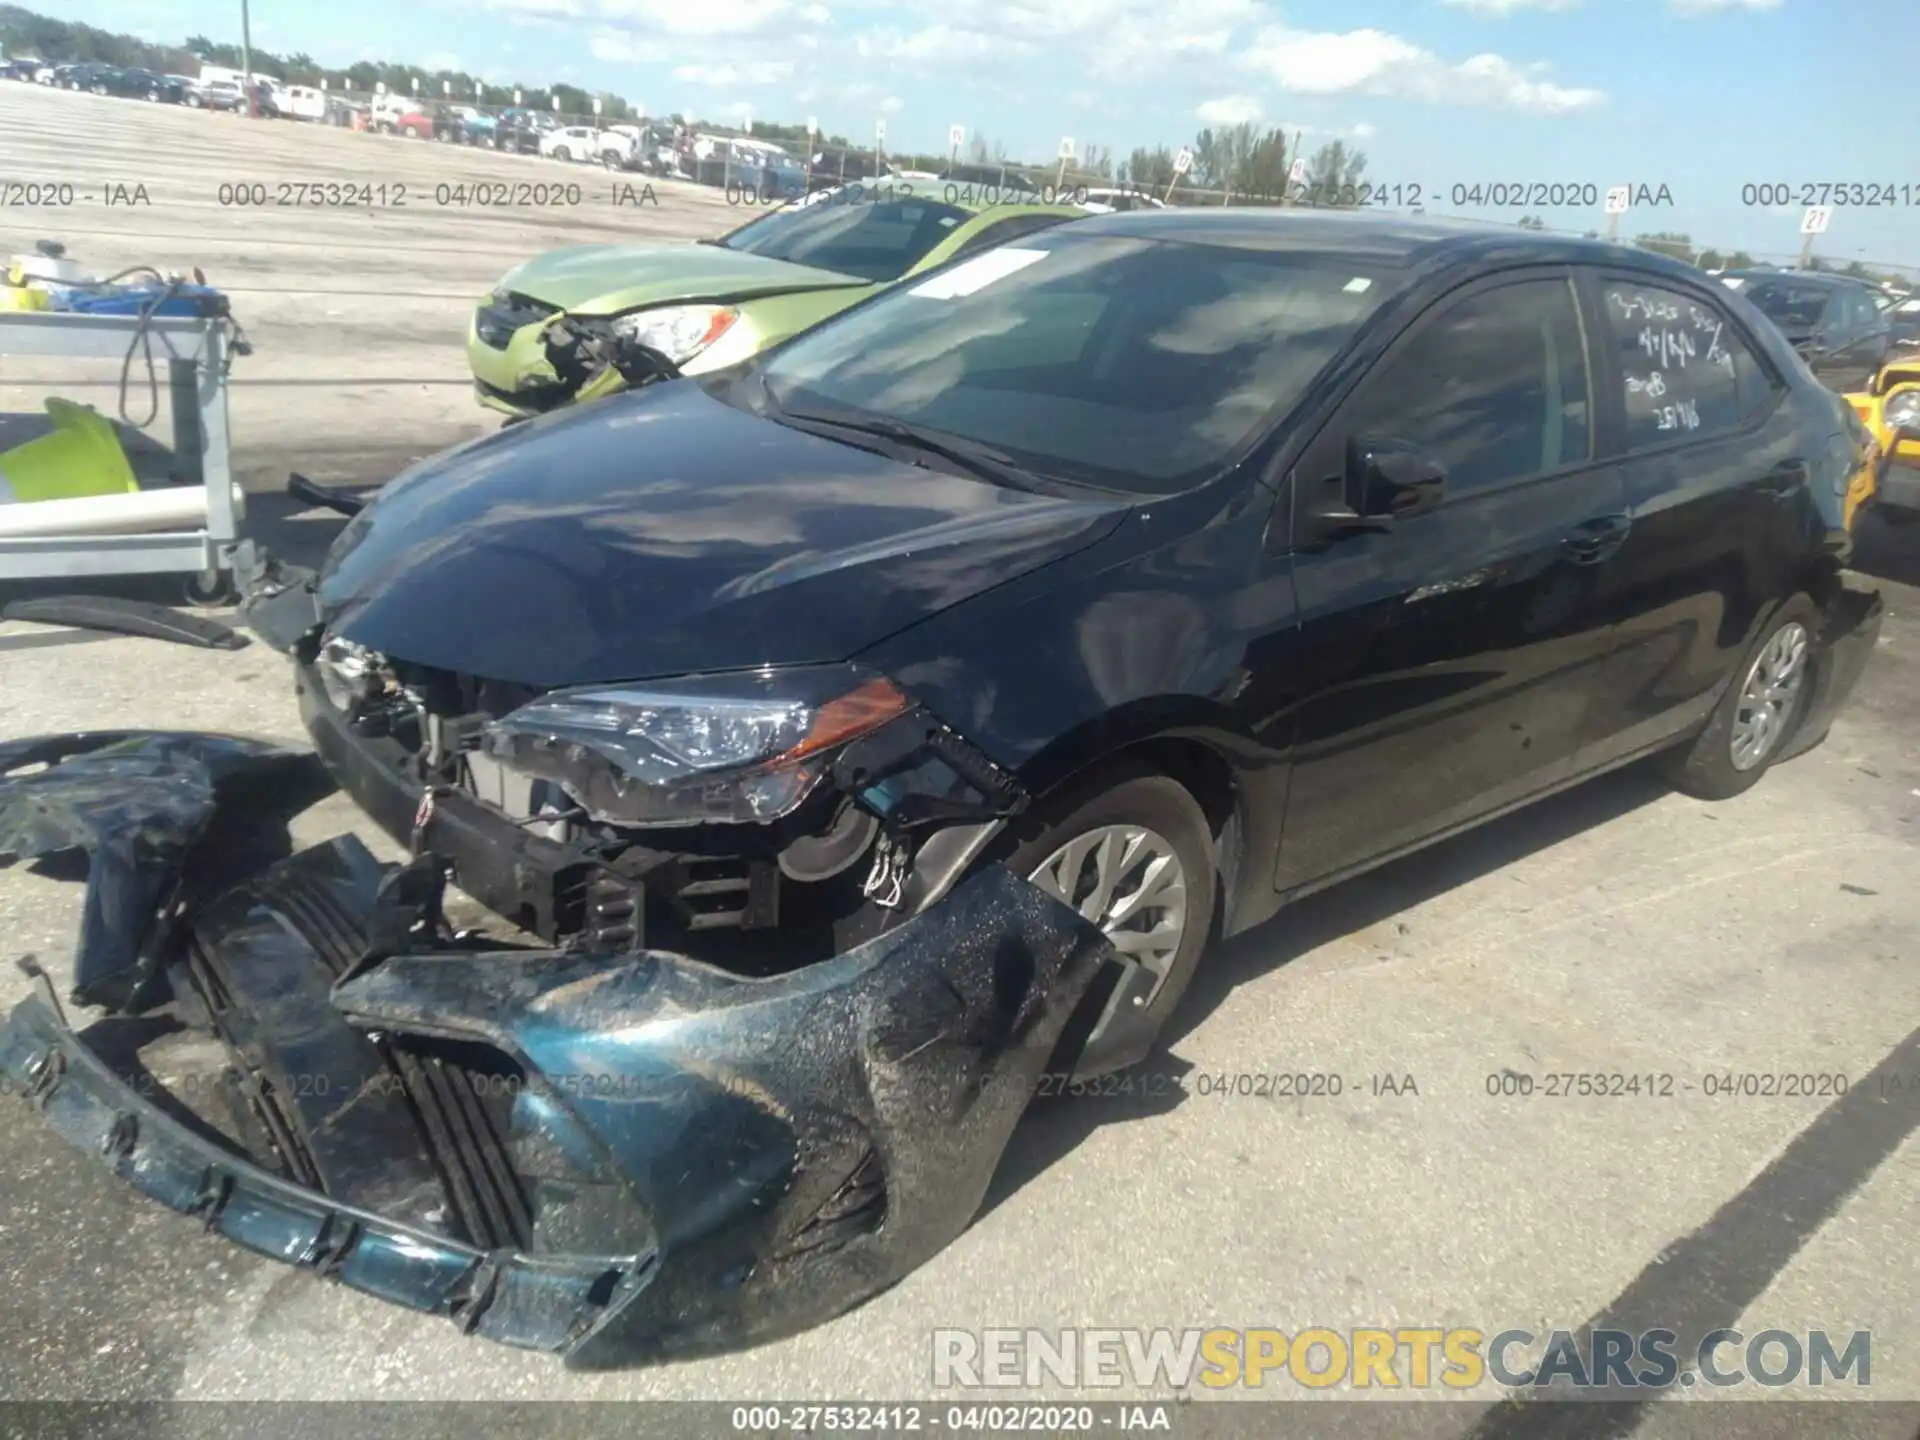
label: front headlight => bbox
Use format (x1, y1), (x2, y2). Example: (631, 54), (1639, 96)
(483, 666), (910, 827)
(1883, 389), (1920, 429)
(608, 304), (739, 365)
(316, 635), (381, 713)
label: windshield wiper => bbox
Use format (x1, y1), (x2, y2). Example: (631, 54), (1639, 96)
(777, 407), (1045, 491)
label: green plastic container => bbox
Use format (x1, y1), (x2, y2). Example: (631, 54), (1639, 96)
(0, 399), (140, 504)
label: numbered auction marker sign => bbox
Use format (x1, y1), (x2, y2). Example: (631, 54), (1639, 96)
(1173, 148), (1192, 175)
(1605, 186), (1630, 215)
(1800, 205), (1832, 235)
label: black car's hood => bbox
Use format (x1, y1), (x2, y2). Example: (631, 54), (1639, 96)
(317, 382), (1127, 689)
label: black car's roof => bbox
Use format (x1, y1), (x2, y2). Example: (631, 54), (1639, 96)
(1721, 268), (1862, 291)
(1069, 207), (1716, 286)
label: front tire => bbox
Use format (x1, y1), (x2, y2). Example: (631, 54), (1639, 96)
(1660, 593), (1819, 800)
(1001, 766), (1217, 1072)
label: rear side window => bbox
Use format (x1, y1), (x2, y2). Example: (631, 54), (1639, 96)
(1340, 275), (1592, 495)
(1601, 280), (1765, 448)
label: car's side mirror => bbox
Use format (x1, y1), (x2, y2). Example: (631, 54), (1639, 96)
(1346, 436), (1447, 524)
(1291, 436), (1446, 552)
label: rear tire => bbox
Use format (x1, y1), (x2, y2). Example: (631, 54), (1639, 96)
(1659, 593), (1820, 800)
(1000, 765), (1217, 1070)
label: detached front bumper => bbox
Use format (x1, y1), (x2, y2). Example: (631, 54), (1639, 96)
(0, 731), (1123, 1368)
(1, 983), (641, 1354)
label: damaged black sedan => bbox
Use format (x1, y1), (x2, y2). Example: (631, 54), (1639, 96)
(2, 211), (1884, 1367)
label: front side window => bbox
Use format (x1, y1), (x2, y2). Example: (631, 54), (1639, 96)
(1601, 279), (1757, 447)
(1339, 276), (1592, 494)
(752, 232), (1404, 495)
(1743, 280), (1834, 335)
(719, 200), (971, 283)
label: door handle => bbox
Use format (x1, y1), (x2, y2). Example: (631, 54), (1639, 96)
(1561, 513), (1631, 563)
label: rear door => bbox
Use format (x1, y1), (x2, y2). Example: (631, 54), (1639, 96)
(1571, 269), (1807, 766)
(1277, 268), (1629, 892)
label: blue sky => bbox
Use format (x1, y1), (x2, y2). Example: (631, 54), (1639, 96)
(57, 0), (1920, 265)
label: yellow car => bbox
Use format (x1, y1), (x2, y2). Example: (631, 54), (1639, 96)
(1844, 350), (1920, 526)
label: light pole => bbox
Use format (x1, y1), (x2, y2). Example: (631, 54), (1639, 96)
(240, 0), (254, 115)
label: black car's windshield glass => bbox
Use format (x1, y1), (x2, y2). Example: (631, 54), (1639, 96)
(754, 231), (1401, 495)
(1744, 282), (1835, 331)
(717, 198), (973, 282)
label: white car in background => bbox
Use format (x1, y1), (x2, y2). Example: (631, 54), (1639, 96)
(541, 125), (604, 162)
(1079, 187), (1168, 214)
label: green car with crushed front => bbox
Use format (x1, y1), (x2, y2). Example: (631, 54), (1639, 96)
(467, 188), (1082, 418)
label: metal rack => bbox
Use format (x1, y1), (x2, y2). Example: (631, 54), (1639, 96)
(0, 309), (240, 600)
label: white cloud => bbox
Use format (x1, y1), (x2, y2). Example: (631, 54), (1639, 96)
(880, 95), (905, 114)
(590, 32), (669, 61)
(1351, 120), (1377, 138)
(482, 0), (806, 33)
(1669, 0), (1780, 10)
(1239, 24), (1604, 112)
(479, 0), (584, 15)
(1196, 95), (1263, 124)
(421, 51), (463, 71)
(853, 24), (1005, 61)
(672, 60), (796, 86)
(1442, 0), (1582, 12)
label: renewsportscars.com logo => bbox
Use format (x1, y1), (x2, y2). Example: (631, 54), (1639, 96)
(931, 1327), (1871, 1392)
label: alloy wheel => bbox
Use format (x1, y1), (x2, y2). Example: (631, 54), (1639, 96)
(1027, 824), (1188, 1002)
(1729, 621), (1809, 771)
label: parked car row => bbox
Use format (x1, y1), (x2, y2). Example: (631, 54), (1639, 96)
(4, 58), (279, 111)
(20, 60), (194, 103)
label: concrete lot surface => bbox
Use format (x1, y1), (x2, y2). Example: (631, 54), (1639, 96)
(2, 84), (1919, 1438)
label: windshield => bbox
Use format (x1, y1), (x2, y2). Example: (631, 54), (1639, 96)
(1744, 282), (1835, 332)
(717, 198), (972, 282)
(752, 231), (1402, 495)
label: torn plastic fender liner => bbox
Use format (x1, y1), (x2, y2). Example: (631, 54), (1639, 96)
(0, 597), (248, 651)
(0, 731), (311, 1011)
(328, 861), (1123, 1368)
(1777, 575), (1884, 764)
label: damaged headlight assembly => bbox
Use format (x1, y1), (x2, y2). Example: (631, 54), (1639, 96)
(610, 303), (738, 362)
(482, 666), (910, 827)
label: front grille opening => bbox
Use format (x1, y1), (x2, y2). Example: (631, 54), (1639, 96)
(387, 1036), (536, 1253)
(178, 934), (325, 1189)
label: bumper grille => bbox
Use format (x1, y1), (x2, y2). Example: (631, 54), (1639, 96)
(475, 292), (559, 349)
(188, 861), (536, 1253)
